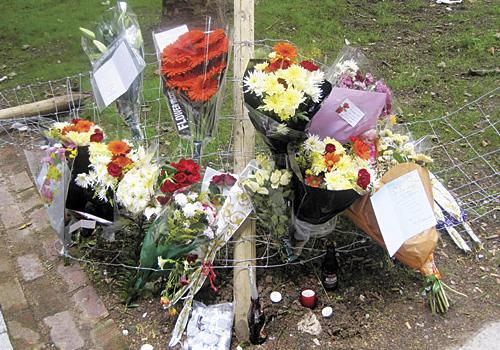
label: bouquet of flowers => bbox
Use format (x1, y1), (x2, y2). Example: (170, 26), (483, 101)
(243, 42), (332, 166)
(309, 46), (393, 143)
(242, 155), (292, 247)
(376, 128), (433, 177)
(48, 118), (105, 146)
(80, 1), (145, 141)
(161, 26), (230, 160)
(288, 135), (373, 255)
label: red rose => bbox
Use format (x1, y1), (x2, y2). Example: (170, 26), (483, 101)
(107, 162), (122, 178)
(173, 172), (188, 184)
(325, 143), (336, 153)
(171, 159), (200, 175)
(187, 173), (201, 184)
(90, 130), (104, 142)
(160, 180), (180, 193)
(355, 72), (365, 82)
(222, 174), (237, 186)
(357, 169), (371, 190)
(299, 60), (319, 72)
(211, 174), (224, 186)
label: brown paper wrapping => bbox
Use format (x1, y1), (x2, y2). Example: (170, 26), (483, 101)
(345, 163), (440, 277)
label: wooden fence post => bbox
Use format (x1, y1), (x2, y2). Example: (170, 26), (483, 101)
(232, 0), (255, 342)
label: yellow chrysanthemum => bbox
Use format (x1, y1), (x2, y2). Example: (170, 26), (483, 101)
(262, 74), (285, 95)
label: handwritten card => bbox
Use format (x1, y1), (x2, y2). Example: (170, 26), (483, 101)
(93, 41), (140, 107)
(336, 98), (365, 127)
(371, 170), (437, 257)
(153, 25), (189, 59)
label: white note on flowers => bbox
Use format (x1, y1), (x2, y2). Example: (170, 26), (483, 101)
(153, 24), (189, 59)
(337, 98), (365, 127)
(93, 41), (140, 107)
(371, 170), (437, 257)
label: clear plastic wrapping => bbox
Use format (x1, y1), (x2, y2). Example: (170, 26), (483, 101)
(81, 1), (145, 141)
(158, 19), (231, 161)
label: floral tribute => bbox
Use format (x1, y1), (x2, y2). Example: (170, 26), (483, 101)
(156, 158), (202, 205)
(242, 155), (292, 243)
(334, 59), (393, 115)
(296, 134), (373, 193)
(49, 118), (105, 146)
(39, 144), (76, 204)
(161, 29), (229, 103)
(243, 42), (327, 124)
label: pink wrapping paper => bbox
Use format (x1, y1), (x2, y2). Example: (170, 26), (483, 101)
(307, 87), (387, 143)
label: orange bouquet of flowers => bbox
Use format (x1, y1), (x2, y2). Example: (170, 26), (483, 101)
(161, 27), (230, 160)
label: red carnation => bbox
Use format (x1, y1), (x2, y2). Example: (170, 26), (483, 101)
(90, 129), (104, 142)
(107, 162), (122, 178)
(299, 60), (319, 72)
(325, 143), (336, 153)
(357, 169), (371, 190)
(160, 180), (181, 193)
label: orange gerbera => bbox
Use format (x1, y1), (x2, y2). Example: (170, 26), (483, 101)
(187, 77), (219, 102)
(74, 120), (94, 133)
(107, 140), (131, 156)
(324, 152), (341, 171)
(305, 175), (322, 188)
(351, 137), (370, 160)
(112, 155), (133, 168)
(274, 42), (297, 61)
(61, 125), (78, 135)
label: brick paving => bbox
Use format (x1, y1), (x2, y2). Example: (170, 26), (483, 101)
(0, 145), (127, 349)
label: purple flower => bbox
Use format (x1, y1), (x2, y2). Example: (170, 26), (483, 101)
(375, 81), (393, 114)
(40, 185), (53, 202)
(41, 156), (54, 165)
(340, 75), (353, 88)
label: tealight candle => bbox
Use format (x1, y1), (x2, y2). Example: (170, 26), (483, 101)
(321, 306), (333, 318)
(270, 291), (282, 303)
(299, 289), (317, 308)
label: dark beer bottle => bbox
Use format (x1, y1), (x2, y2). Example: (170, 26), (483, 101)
(321, 245), (339, 291)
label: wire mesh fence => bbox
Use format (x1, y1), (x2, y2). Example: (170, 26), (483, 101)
(0, 41), (498, 273)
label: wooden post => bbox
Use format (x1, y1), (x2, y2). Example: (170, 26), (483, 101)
(233, 0), (255, 342)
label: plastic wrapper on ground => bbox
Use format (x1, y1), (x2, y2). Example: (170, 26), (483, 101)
(186, 301), (234, 350)
(345, 163), (440, 276)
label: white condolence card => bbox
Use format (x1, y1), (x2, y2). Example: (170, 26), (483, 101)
(93, 41), (140, 107)
(153, 24), (189, 59)
(371, 170), (437, 257)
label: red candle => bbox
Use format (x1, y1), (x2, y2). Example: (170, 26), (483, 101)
(299, 289), (317, 308)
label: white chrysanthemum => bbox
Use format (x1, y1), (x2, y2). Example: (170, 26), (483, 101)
(52, 122), (70, 130)
(308, 69), (325, 85)
(183, 203), (201, 218)
(277, 64), (307, 88)
(174, 193), (188, 207)
(335, 59), (359, 77)
(75, 173), (91, 188)
(281, 88), (305, 110)
(243, 70), (267, 97)
(303, 81), (323, 103)
(304, 134), (325, 153)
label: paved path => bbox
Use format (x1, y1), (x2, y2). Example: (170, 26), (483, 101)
(0, 146), (127, 350)
(453, 321), (500, 350)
